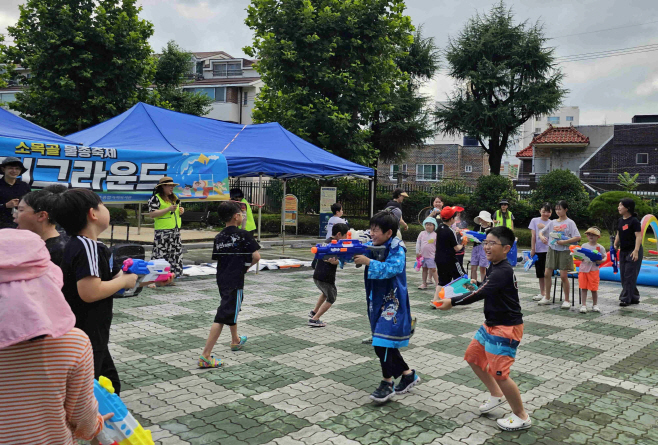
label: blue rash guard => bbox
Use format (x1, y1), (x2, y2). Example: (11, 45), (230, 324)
(364, 236), (412, 348)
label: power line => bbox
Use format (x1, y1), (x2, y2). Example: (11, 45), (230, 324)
(547, 19), (658, 39)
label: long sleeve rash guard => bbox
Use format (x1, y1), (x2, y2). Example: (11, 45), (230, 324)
(451, 259), (523, 326)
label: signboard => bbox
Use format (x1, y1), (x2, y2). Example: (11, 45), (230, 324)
(0, 137), (230, 204)
(284, 194), (298, 234)
(319, 187), (337, 238)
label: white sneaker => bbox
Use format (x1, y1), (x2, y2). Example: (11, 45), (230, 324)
(561, 301), (571, 309)
(532, 294), (544, 301)
(579, 305), (587, 314)
(479, 396), (506, 413)
(497, 413), (532, 431)
(537, 298), (552, 305)
(592, 305), (601, 313)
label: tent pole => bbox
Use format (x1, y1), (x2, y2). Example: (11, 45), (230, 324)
(257, 174), (262, 242)
(281, 179), (286, 255)
(369, 178), (375, 217)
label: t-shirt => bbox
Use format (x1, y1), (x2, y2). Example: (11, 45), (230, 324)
(618, 216), (641, 252)
(451, 259), (523, 326)
(45, 234), (69, 267)
(528, 217), (550, 253)
(384, 200), (403, 222)
(212, 226), (260, 290)
(313, 256), (338, 284)
(540, 218), (579, 252)
(415, 230), (437, 259)
(435, 222), (458, 264)
(577, 243), (606, 273)
(61, 236), (116, 349)
(325, 216), (347, 240)
(0, 177), (31, 228)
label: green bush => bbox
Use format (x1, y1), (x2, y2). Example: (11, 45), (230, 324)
(471, 175), (517, 218)
(530, 170), (590, 226)
(587, 191), (653, 235)
(512, 199), (536, 229)
(108, 207), (127, 222)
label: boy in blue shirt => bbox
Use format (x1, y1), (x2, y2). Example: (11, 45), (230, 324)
(354, 210), (419, 402)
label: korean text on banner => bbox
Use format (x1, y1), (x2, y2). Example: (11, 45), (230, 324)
(0, 137), (230, 204)
(284, 194), (298, 226)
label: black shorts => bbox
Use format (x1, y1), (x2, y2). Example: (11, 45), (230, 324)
(437, 260), (466, 286)
(535, 252), (547, 279)
(314, 279), (337, 304)
(214, 288), (244, 326)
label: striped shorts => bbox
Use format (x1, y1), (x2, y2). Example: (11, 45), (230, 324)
(464, 324), (524, 380)
(214, 288), (244, 326)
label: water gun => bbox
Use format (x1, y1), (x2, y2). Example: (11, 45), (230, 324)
(569, 245), (603, 263)
(524, 254), (538, 272)
(609, 236), (619, 274)
(460, 230), (486, 244)
(548, 224), (577, 246)
(311, 239), (387, 267)
(94, 376), (154, 445)
(414, 255), (423, 272)
(121, 258), (174, 296)
(435, 275), (478, 302)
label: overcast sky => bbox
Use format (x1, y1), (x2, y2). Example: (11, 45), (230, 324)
(2, 0), (657, 125)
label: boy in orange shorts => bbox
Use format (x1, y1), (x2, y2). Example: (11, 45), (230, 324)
(577, 227), (605, 314)
(435, 226), (530, 431)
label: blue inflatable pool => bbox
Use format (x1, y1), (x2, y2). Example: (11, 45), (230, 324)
(599, 262), (658, 286)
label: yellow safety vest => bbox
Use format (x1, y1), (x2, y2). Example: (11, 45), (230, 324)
(242, 198), (256, 231)
(494, 210), (514, 229)
(153, 194), (181, 230)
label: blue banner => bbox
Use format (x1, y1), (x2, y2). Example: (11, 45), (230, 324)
(0, 137), (229, 204)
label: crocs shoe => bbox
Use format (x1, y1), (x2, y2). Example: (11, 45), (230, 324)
(198, 355), (222, 368)
(231, 335), (248, 351)
(497, 413), (532, 431)
(479, 396), (506, 413)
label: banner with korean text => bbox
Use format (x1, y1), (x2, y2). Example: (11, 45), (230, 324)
(0, 137), (230, 204)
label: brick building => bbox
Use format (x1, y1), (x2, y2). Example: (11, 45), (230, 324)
(378, 142), (489, 183)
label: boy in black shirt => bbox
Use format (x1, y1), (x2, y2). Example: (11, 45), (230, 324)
(309, 223), (349, 327)
(435, 227), (530, 432)
(431, 206), (466, 307)
(199, 201), (261, 368)
(54, 189), (141, 394)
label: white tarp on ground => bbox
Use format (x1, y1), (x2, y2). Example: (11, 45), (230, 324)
(182, 259), (312, 276)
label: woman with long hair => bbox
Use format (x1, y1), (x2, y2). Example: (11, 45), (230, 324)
(614, 198), (643, 306)
(148, 177), (185, 278)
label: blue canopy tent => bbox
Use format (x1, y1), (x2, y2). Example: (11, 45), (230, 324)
(0, 107), (80, 145)
(68, 103), (374, 241)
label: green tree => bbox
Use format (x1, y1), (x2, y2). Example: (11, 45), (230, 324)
(530, 169), (590, 225)
(244, 0), (414, 165)
(150, 41), (212, 116)
(6, 0), (155, 134)
(471, 174), (517, 219)
(434, 2), (567, 175)
(617, 172), (640, 192)
(588, 191), (652, 235)
(0, 35), (10, 90)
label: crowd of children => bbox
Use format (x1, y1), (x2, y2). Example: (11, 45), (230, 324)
(2, 180), (654, 443)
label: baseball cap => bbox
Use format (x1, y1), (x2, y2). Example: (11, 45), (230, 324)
(440, 206), (464, 219)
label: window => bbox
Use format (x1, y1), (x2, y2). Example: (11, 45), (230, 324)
(416, 164), (443, 181)
(185, 87), (226, 102)
(534, 127), (542, 135)
(566, 116), (574, 122)
(535, 115), (542, 122)
(0, 93), (16, 103)
(389, 164), (407, 180)
(547, 116), (560, 124)
(637, 153), (649, 164)
(214, 87), (226, 102)
(463, 136), (478, 146)
(212, 61), (242, 77)
(243, 91), (248, 106)
(465, 165), (473, 173)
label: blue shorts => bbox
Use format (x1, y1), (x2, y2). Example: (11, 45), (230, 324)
(470, 244), (490, 268)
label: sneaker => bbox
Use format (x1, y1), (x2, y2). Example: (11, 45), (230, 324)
(497, 413), (532, 431)
(579, 305), (587, 314)
(532, 294), (544, 301)
(592, 305), (601, 313)
(561, 301), (571, 309)
(308, 318), (326, 327)
(479, 396), (507, 413)
(537, 298), (552, 306)
(370, 380), (395, 403)
(619, 301), (630, 307)
(230, 335), (248, 351)
(362, 337), (373, 344)
(198, 355), (222, 368)
(308, 310), (316, 318)
(630, 300), (640, 305)
(394, 370), (421, 394)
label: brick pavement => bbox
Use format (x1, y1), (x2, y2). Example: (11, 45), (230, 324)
(94, 259), (658, 445)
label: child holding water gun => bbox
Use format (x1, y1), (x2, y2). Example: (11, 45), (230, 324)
(576, 227), (605, 313)
(452, 205), (469, 269)
(416, 217), (438, 289)
(538, 200), (581, 308)
(431, 206), (467, 307)
(528, 203), (552, 302)
(470, 211), (493, 282)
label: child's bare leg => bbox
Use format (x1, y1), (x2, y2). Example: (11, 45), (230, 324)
(538, 276), (546, 296)
(560, 270), (570, 302)
(479, 266), (487, 282)
(580, 289), (588, 307)
(543, 270), (553, 299)
(468, 362), (503, 397)
(470, 264), (477, 280)
(313, 301), (333, 320)
(229, 324), (240, 345)
(422, 266), (428, 285)
(202, 323), (223, 359)
(497, 377), (528, 419)
(591, 290), (598, 306)
(432, 285), (442, 302)
(313, 294), (327, 313)
(431, 269), (439, 286)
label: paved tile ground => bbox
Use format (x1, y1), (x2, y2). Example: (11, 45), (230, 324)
(90, 256), (658, 445)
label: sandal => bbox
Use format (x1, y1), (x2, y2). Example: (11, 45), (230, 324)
(198, 355), (222, 368)
(231, 335), (248, 351)
(418, 283), (428, 289)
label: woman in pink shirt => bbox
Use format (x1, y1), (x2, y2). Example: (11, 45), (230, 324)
(416, 217), (439, 289)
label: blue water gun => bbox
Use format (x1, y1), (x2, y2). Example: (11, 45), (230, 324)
(311, 239), (387, 267)
(460, 230), (486, 244)
(94, 376), (154, 445)
(524, 254), (538, 272)
(609, 236), (619, 274)
(569, 245), (603, 263)
(120, 258), (174, 296)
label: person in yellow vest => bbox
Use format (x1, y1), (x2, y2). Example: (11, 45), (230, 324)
(494, 199), (514, 230)
(148, 177), (185, 278)
(230, 188), (256, 233)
